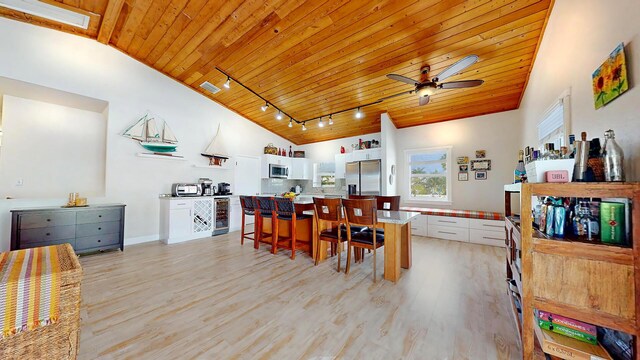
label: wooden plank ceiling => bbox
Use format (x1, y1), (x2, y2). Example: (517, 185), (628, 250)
(1, 0), (554, 145)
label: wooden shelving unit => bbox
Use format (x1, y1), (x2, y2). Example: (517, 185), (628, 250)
(518, 182), (640, 360)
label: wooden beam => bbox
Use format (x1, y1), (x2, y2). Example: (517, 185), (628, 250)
(97, 0), (126, 44)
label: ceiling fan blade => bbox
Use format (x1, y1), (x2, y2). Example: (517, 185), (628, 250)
(387, 74), (419, 85)
(438, 80), (484, 89)
(433, 55), (479, 82)
(419, 95), (430, 106)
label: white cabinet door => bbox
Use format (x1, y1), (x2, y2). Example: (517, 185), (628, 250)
(367, 148), (382, 160)
(290, 158), (310, 179)
(350, 148), (382, 161)
(351, 150), (366, 162)
(169, 208), (192, 239)
(236, 156), (262, 195)
(410, 214), (428, 236)
(229, 202), (241, 232)
(335, 154), (347, 179)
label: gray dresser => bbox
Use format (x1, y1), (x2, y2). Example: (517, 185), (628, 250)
(10, 204), (125, 254)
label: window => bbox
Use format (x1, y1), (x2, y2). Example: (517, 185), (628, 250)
(405, 147), (452, 203)
(538, 90), (571, 149)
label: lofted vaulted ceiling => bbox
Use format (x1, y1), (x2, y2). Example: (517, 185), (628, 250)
(0, 0), (554, 145)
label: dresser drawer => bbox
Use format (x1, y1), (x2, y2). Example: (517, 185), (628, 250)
(76, 208), (122, 224)
(469, 218), (505, 231)
(21, 239), (76, 250)
(470, 228), (505, 247)
(20, 225), (76, 244)
(428, 224), (469, 242)
(428, 215), (469, 228)
(169, 200), (193, 209)
(19, 212), (76, 229)
(76, 233), (120, 251)
(76, 221), (121, 237)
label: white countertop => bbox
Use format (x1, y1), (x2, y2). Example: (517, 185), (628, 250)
(377, 210), (420, 225)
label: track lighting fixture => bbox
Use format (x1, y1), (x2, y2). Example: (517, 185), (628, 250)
(261, 102), (269, 112)
(288, 118), (293, 128)
(328, 114), (334, 125)
(302, 122), (307, 131)
(223, 77), (230, 89)
(318, 117), (324, 128)
(355, 107), (363, 119)
(276, 111), (283, 120)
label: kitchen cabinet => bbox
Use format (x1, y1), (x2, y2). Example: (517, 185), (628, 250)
(410, 214), (428, 237)
(229, 196), (254, 232)
(160, 197), (215, 244)
(350, 148), (382, 161)
(290, 158), (311, 180)
(335, 153), (347, 179)
(261, 154), (292, 178)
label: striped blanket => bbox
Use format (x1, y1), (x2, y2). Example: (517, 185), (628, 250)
(0, 246), (61, 338)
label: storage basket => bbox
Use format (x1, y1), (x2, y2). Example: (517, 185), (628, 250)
(525, 159), (575, 183)
(0, 244), (83, 360)
(264, 143), (278, 155)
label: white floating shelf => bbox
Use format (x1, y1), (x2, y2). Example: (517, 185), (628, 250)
(136, 153), (187, 161)
(192, 164), (232, 170)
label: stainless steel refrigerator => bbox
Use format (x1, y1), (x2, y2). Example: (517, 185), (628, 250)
(346, 159), (381, 196)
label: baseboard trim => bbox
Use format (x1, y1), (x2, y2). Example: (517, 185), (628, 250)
(125, 234), (160, 246)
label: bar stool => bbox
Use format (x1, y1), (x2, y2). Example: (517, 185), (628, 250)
(313, 197), (347, 271)
(342, 198), (384, 282)
(239, 196), (257, 248)
(254, 196), (277, 252)
(376, 195), (401, 211)
(274, 198), (312, 260)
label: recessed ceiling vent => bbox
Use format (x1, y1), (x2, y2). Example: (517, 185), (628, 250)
(200, 81), (221, 94)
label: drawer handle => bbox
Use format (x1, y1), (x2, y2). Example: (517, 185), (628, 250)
(483, 236), (503, 241)
(438, 231), (457, 235)
(46, 232), (50, 236)
(438, 220), (456, 223)
(97, 239), (101, 243)
(47, 219), (51, 222)
(483, 224), (502, 228)
(98, 227), (102, 230)
(98, 215), (102, 218)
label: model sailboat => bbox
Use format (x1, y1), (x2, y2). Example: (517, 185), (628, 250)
(122, 114), (179, 154)
(201, 123), (230, 166)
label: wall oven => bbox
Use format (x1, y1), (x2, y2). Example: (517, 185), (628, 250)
(269, 164), (289, 179)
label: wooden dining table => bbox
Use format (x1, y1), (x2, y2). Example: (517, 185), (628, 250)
(295, 199), (419, 283)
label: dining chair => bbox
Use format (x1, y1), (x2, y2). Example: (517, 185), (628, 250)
(239, 196), (257, 248)
(273, 198), (312, 260)
(342, 198), (384, 282)
(254, 196), (277, 253)
(312, 197), (347, 271)
(376, 195), (401, 211)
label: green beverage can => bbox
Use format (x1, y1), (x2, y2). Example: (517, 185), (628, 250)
(600, 202), (625, 244)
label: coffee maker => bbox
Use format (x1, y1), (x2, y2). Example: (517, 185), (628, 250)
(198, 178), (214, 196)
(217, 182), (231, 195)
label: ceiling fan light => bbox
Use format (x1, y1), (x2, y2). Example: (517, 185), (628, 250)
(261, 102), (269, 112)
(276, 111), (283, 120)
(355, 107), (363, 119)
(223, 77), (230, 89)
(417, 84), (436, 97)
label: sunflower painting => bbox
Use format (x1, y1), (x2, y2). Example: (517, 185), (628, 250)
(592, 43), (629, 109)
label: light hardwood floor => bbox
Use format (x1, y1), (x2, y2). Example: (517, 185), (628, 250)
(78, 232), (521, 359)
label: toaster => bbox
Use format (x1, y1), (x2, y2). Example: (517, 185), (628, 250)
(171, 183), (202, 197)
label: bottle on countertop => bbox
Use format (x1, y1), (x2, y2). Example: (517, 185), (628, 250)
(568, 134), (576, 158)
(602, 129), (624, 182)
(514, 150), (526, 183)
(289, 146), (293, 157)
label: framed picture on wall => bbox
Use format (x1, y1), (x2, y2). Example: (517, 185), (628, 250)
(470, 159), (491, 171)
(459, 165), (468, 172)
(458, 172), (468, 181)
(475, 150), (486, 158)
(475, 171), (487, 180)
(457, 156), (469, 164)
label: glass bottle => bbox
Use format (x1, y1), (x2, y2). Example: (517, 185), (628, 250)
(514, 150), (526, 183)
(568, 134), (576, 158)
(289, 146), (293, 157)
(602, 129), (624, 181)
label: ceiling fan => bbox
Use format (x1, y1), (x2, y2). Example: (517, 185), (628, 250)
(386, 55), (484, 106)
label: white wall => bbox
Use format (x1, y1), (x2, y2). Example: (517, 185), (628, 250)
(0, 96), (107, 199)
(395, 111), (522, 213)
(381, 113), (398, 196)
(0, 18), (293, 251)
(520, 0), (640, 180)
(299, 132), (381, 164)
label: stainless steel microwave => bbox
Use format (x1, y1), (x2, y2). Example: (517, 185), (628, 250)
(269, 164), (289, 179)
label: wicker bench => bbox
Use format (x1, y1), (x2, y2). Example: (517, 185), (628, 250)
(0, 243), (83, 360)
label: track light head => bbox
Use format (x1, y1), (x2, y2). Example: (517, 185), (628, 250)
(318, 117), (324, 128)
(302, 122), (307, 131)
(355, 107), (363, 119)
(288, 118), (293, 128)
(223, 77), (230, 89)
(276, 111), (283, 120)
(261, 102), (269, 112)
(328, 114), (334, 125)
